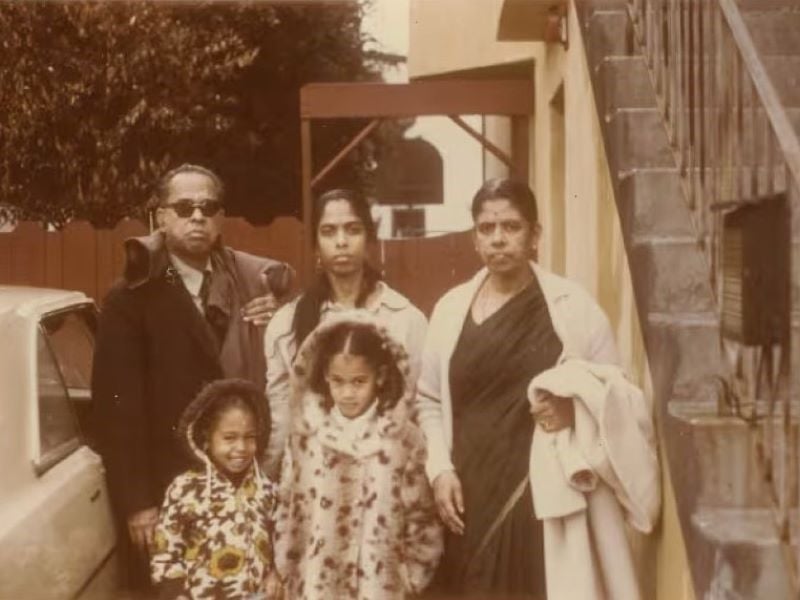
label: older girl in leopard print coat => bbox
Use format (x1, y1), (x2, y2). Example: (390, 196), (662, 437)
(274, 312), (443, 599)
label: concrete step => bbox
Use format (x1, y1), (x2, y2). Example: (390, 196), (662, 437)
(584, 9), (634, 71)
(608, 106), (800, 170)
(577, 0), (628, 29)
(665, 396), (798, 597)
(644, 313), (726, 390)
(598, 55), (800, 111)
(667, 399), (790, 508)
(628, 237), (716, 314)
(607, 108), (674, 170)
(617, 169), (694, 239)
(586, 0), (628, 9)
(618, 167), (789, 288)
(596, 56), (657, 112)
(691, 506), (795, 599)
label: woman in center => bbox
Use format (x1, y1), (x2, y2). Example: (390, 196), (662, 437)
(263, 188), (427, 479)
(416, 178), (619, 598)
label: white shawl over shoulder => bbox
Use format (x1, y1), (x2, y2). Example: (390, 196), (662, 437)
(528, 359), (660, 600)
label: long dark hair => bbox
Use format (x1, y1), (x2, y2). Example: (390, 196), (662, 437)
(307, 321), (405, 416)
(291, 189), (381, 347)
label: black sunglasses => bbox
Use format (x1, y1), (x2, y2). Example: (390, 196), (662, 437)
(164, 200), (223, 218)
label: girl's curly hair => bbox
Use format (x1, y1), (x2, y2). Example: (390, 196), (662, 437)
(307, 321), (405, 416)
(178, 378), (270, 463)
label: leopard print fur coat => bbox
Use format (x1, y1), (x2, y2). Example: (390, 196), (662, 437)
(274, 312), (443, 599)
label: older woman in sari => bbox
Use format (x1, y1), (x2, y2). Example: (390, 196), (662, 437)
(416, 178), (628, 598)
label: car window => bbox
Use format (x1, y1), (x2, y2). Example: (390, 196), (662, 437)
(40, 308), (96, 396)
(36, 330), (80, 473)
(39, 306), (98, 451)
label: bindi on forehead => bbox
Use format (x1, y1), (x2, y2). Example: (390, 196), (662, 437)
(477, 199), (523, 219)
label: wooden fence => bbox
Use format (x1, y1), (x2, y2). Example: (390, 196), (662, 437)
(0, 216), (480, 316)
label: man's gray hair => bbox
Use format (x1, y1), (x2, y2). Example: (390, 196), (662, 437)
(153, 163), (226, 207)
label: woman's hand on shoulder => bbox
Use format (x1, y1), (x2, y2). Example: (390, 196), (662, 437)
(530, 392), (575, 433)
(242, 293), (280, 326)
(432, 470), (465, 535)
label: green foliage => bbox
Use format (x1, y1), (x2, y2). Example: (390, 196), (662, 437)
(0, 1), (384, 227)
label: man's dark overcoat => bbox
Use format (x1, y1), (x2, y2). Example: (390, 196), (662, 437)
(91, 232), (291, 518)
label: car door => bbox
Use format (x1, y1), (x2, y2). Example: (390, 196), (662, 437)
(0, 304), (117, 599)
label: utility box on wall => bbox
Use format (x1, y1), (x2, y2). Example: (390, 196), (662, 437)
(720, 193), (789, 346)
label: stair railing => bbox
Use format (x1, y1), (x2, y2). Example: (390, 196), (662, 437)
(629, 0), (800, 591)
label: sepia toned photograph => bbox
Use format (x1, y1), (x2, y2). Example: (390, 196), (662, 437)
(1, 0), (799, 598)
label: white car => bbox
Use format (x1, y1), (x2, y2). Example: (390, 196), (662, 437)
(0, 286), (118, 599)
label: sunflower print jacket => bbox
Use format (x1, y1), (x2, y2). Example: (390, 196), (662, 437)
(151, 464), (277, 599)
(274, 312), (444, 600)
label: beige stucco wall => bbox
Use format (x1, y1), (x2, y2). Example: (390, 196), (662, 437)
(409, 1), (697, 598)
(558, 12), (695, 597)
(408, 0), (537, 78)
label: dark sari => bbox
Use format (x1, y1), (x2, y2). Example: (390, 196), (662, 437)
(435, 275), (562, 599)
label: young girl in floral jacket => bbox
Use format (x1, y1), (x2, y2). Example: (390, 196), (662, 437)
(150, 379), (281, 599)
(274, 312), (443, 599)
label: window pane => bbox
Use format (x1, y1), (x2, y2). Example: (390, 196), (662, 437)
(37, 331), (79, 459)
(40, 309), (95, 392)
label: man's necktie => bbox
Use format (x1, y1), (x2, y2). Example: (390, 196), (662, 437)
(198, 270), (211, 315)
(199, 270), (226, 347)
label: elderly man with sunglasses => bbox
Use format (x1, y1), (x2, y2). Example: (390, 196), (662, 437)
(91, 163), (292, 592)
